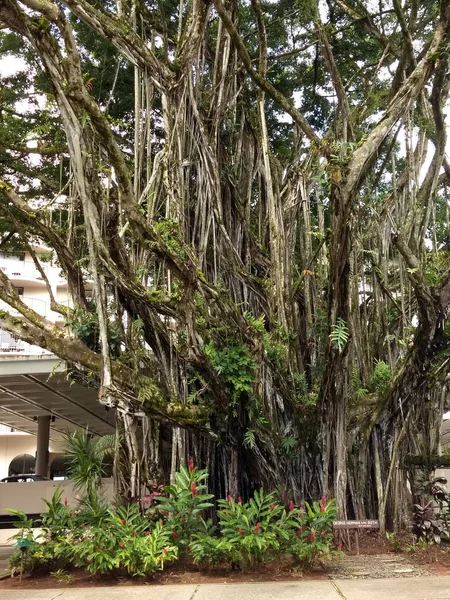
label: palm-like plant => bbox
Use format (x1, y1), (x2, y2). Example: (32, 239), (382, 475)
(63, 429), (116, 501)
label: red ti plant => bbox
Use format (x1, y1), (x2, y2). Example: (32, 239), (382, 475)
(155, 464), (214, 548)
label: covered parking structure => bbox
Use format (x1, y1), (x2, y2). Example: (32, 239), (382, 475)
(0, 354), (115, 478)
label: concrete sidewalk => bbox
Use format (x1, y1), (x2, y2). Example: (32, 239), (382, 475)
(1, 577), (450, 600)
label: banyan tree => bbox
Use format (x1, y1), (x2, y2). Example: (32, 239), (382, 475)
(1, 0), (450, 528)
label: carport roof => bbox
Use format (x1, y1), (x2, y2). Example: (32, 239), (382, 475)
(0, 355), (115, 440)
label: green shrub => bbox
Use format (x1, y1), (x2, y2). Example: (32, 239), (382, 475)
(5, 465), (338, 577)
(23, 539), (71, 575)
(190, 490), (337, 570)
(50, 569), (75, 584)
(215, 490), (293, 565)
(370, 359), (392, 393)
(8, 550), (35, 576)
(7, 492), (178, 577)
(154, 462), (214, 547)
(5, 505), (69, 575)
(66, 516), (177, 576)
(289, 497), (338, 566)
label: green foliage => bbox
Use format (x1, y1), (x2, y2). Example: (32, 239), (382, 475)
(385, 532), (402, 553)
(243, 429), (256, 449)
(405, 537), (434, 552)
(30, 16), (50, 35)
(64, 307), (122, 355)
(7, 503), (68, 575)
(136, 375), (165, 406)
(66, 507), (178, 576)
(329, 318), (349, 353)
(424, 251), (450, 287)
(243, 311), (266, 333)
(191, 489), (290, 568)
(63, 429), (117, 500)
(5, 508), (35, 536)
(350, 367), (368, 402)
(428, 190), (450, 244)
(73, 492), (110, 528)
(8, 490), (177, 577)
(280, 434), (298, 458)
(369, 360), (392, 393)
(289, 498), (338, 566)
(292, 372), (317, 408)
(50, 569), (75, 584)
(8, 550), (35, 576)
(40, 486), (72, 536)
(114, 521), (178, 576)
(205, 342), (257, 406)
(189, 534), (227, 566)
(327, 140), (365, 166)
(5, 464), (338, 578)
(154, 218), (185, 257)
(69, 13), (135, 122)
(154, 463), (214, 547)
(190, 490), (338, 570)
(243, 312), (290, 368)
(293, 371), (308, 397)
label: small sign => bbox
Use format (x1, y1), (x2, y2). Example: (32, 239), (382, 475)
(333, 519), (379, 529)
(15, 538), (33, 549)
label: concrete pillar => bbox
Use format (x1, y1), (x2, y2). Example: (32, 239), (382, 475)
(35, 415), (51, 477)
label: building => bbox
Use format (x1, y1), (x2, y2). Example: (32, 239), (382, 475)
(0, 248), (115, 481)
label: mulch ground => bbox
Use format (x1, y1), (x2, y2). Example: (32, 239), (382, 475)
(2, 531), (450, 590)
(0, 558), (327, 590)
(334, 530), (450, 576)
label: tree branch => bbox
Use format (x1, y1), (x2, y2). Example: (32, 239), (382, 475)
(344, 6), (450, 198)
(0, 287), (208, 427)
(212, 0), (320, 146)
(0, 179), (89, 309)
(58, 0), (173, 86)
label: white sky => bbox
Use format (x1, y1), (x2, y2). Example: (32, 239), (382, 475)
(0, 55), (26, 77)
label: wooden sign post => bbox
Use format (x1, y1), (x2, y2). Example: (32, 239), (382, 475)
(333, 520), (379, 554)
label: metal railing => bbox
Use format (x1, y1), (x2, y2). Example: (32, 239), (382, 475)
(0, 329), (50, 354)
(0, 260), (48, 281)
(0, 297), (48, 318)
(0, 259), (48, 281)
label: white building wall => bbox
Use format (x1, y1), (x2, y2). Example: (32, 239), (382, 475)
(0, 249), (76, 353)
(0, 250), (73, 314)
(0, 479), (114, 544)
